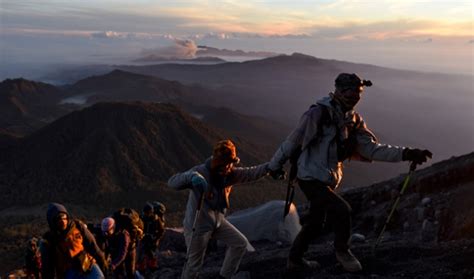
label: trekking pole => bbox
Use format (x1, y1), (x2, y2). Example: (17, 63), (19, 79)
(283, 177), (296, 219)
(372, 162), (417, 253)
(283, 147), (301, 219)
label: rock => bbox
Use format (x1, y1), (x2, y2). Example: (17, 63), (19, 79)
(421, 219), (437, 242)
(232, 271), (251, 279)
(351, 233), (366, 243)
(421, 197), (432, 206)
(416, 207), (425, 222)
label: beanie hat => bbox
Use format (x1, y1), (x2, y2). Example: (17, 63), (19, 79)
(101, 217), (115, 232)
(335, 73), (372, 90)
(212, 140), (240, 166)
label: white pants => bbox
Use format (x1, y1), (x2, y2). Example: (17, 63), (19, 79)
(181, 218), (248, 279)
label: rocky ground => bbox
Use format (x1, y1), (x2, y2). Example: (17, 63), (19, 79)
(152, 227), (474, 279)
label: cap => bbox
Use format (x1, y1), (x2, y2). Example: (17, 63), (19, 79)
(335, 73), (372, 90)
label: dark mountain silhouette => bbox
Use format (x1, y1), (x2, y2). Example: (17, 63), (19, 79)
(67, 70), (289, 147)
(117, 53), (473, 186)
(68, 69), (197, 103)
(0, 78), (71, 135)
(0, 102), (265, 207)
(133, 55), (226, 63)
(152, 152), (474, 278)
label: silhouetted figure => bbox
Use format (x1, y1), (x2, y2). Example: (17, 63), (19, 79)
(268, 73), (432, 272)
(25, 237), (41, 278)
(101, 217), (136, 279)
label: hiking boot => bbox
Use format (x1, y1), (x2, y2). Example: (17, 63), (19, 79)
(287, 257), (321, 271)
(336, 249), (362, 272)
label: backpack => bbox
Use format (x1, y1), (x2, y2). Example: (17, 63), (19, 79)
(289, 102), (361, 176)
(113, 208), (144, 243)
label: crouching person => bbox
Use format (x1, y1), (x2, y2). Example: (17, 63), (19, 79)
(168, 140), (270, 279)
(101, 217), (137, 279)
(41, 203), (107, 279)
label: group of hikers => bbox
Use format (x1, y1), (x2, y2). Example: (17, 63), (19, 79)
(25, 73), (432, 278)
(25, 201), (166, 279)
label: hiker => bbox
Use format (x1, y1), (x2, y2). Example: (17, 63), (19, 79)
(40, 203), (107, 278)
(25, 237), (41, 278)
(168, 139), (271, 279)
(267, 73), (432, 272)
(102, 208), (143, 278)
(100, 216), (137, 279)
(137, 202), (165, 273)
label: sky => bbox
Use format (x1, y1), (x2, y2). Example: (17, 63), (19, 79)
(1, 0), (473, 79)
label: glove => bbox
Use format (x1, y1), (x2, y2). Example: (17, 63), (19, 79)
(402, 148), (433, 165)
(268, 168), (287, 180)
(191, 173), (208, 192)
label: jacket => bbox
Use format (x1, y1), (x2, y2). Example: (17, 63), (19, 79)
(269, 96), (404, 188)
(41, 203), (107, 278)
(168, 158), (269, 233)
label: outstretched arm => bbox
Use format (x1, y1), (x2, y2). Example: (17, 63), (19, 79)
(167, 166), (201, 190)
(229, 163), (269, 184)
(354, 119), (404, 162)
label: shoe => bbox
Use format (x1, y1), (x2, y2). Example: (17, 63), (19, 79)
(336, 249), (362, 272)
(287, 258), (321, 271)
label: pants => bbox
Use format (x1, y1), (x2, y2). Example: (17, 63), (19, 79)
(289, 180), (352, 262)
(65, 263), (104, 279)
(181, 218), (248, 279)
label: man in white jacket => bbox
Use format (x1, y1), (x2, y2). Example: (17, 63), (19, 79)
(168, 140), (270, 279)
(268, 73), (432, 272)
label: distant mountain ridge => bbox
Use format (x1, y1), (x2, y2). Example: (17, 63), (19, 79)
(0, 78), (71, 134)
(0, 102), (264, 207)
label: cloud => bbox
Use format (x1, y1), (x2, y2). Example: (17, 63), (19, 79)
(140, 39), (198, 59)
(469, 40), (474, 44)
(196, 45), (279, 58)
(90, 31), (127, 39)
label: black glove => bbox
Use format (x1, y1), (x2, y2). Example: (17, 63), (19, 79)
(402, 148), (433, 165)
(268, 168), (287, 180)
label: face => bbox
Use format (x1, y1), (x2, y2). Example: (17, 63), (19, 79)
(213, 162), (233, 176)
(56, 213), (68, 231)
(336, 86), (364, 111)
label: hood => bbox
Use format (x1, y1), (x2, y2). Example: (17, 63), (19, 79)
(46, 202), (69, 230)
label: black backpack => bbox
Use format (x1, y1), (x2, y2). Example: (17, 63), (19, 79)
(112, 208), (144, 243)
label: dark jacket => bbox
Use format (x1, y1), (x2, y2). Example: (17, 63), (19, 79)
(41, 203), (107, 278)
(106, 229), (132, 270)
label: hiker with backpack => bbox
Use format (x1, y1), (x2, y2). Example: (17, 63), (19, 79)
(137, 202), (165, 273)
(168, 139), (272, 279)
(101, 211), (142, 279)
(25, 237), (41, 278)
(40, 203), (107, 279)
(267, 73), (432, 273)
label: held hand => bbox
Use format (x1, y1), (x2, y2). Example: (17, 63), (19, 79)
(191, 174), (208, 192)
(403, 148), (433, 166)
(268, 168), (287, 180)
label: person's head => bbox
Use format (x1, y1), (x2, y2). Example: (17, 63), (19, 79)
(101, 217), (115, 237)
(46, 203), (70, 232)
(333, 73), (372, 111)
(143, 202), (154, 217)
(211, 140), (240, 176)
(152, 201), (166, 217)
(27, 237), (39, 252)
